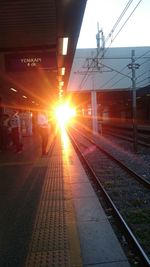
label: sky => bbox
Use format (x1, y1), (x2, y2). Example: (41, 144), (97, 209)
(77, 0), (150, 49)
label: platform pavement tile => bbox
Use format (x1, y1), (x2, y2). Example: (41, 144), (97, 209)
(67, 175), (90, 184)
(73, 196), (107, 222)
(63, 166), (88, 178)
(70, 182), (96, 198)
(77, 220), (130, 266)
(83, 261), (131, 267)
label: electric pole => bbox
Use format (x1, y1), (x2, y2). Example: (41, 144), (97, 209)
(96, 23), (105, 57)
(127, 50), (140, 153)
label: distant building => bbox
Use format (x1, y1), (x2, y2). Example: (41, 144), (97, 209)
(67, 46), (150, 92)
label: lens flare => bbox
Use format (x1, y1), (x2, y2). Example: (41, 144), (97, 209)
(54, 103), (76, 128)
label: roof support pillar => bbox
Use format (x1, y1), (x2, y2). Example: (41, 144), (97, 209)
(91, 90), (98, 134)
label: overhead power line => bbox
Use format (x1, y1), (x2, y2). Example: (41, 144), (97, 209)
(136, 76), (150, 85)
(78, 0), (143, 90)
(107, 0), (133, 38)
(101, 49), (150, 89)
(111, 0), (143, 45)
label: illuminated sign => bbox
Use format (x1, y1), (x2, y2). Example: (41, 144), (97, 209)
(5, 52), (57, 71)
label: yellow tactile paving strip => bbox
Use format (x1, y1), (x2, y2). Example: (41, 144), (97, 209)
(25, 141), (83, 267)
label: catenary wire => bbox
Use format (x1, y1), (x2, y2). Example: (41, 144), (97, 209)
(78, 0), (138, 89)
(100, 50), (150, 89)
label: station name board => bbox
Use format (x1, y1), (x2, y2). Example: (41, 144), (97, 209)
(5, 51), (57, 72)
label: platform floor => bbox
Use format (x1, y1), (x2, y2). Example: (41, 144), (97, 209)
(0, 130), (131, 267)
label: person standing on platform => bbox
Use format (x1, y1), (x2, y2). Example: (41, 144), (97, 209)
(37, 111), (49, 156)
(10, 110), (23, 153)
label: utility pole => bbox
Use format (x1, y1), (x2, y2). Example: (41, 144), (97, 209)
(127, 50), (140, 153)
(75, 25), (106, 135)
(96, 23), (105, 57)
(90, 24), (105, 135)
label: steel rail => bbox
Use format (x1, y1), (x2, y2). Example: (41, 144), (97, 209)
(72, 127), (150, 189)
(68, 129), (150, 267)
(103, 130), (150, 148)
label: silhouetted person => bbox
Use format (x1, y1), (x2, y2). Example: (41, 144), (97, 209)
(10, 110), (23, 153)
(37, 111), (49, 156)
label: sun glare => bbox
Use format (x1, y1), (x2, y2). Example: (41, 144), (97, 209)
(54, 103), (76, 128)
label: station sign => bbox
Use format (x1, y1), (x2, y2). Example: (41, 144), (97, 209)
(5, 51), (57, 72)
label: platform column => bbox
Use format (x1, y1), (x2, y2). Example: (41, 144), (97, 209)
(91, 90), (98, 134)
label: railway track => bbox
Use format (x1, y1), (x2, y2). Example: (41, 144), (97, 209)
(71, 127), (150, 186)
(103, 130), (150, 149)
(68, 127), (150, 267)
(102, 124), (150, 149)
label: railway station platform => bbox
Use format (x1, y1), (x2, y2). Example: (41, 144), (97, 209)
(0, 129), (131, 267)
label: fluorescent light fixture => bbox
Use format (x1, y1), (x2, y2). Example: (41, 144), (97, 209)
(59, 81), (64, 86)
(62, 37), (68, 55)
(10, 87), (17, 92)
(22, 95), (27, 98)
(61, 67), (65, 75)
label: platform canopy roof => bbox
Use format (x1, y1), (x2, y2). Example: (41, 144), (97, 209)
(0, 0), (87, 110)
